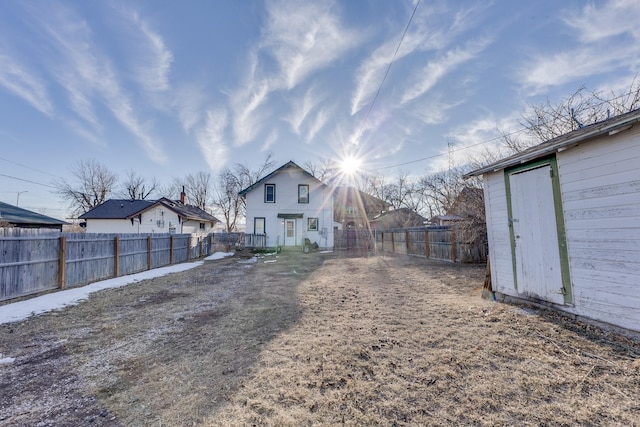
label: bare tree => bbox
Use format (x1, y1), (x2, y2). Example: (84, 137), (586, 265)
(212, 153), (277, 231)
(185, 172), (213, 211)
(212, 168), (243, 232)
(304, 159), (337, 182)
(499, 76), (640, 154)
(120, 170), (159, 200)
(55, 159), (118, 215)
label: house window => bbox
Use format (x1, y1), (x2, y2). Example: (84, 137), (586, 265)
(199, 223), (206, 230)
(308, 217), (318, 231)
(264, 184), (276, 203)
(254, 217), (266, 234)
(298, 184), (309, 204)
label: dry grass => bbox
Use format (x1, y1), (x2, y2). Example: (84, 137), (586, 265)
(1, 252), (639, 426)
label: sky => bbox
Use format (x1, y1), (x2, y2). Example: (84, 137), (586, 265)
(1, 0), (639, 220)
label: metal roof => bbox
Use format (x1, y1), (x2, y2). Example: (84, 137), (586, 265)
(0, 201), (67, 226)
(464, 108), (640, 177)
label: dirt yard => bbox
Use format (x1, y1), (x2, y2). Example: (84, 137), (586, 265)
(1, 251), (639, 426)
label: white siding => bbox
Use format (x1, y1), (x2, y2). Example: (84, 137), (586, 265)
(244, 168), (334, 248)
(85, 205), (213, 238)
(483, 172), (515, 296)
(557, 126), (640, 331)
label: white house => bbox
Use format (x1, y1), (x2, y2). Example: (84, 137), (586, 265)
(239, 161), (334, 249)
(79, 197), (220, 238)
(465, 108), (640, 333)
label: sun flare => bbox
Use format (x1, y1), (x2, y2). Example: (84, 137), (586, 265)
(340, 156), (362, 175)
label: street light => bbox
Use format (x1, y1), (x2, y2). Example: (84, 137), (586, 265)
(16, 191), (28, 206)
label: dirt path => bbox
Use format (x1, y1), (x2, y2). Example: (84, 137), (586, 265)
(1, 252), (639, 426)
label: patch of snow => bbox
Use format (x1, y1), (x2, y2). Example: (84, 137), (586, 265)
(204, 252), (235, 261)
(319, 250), (333, 254)
(238, 257), (257, 264)
(264, 260), (277, 263)
(0, 261), (204, 326)
(0, 356), (16, 364)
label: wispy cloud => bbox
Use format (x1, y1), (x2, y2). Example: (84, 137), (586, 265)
(262, 0), (361, 90)
(563, 0), (640, 43)
(0, 51), (53, 116)
(26, 2), (168, 162)
(520, 46), (634, 93)
(350, 2), (491, 116)
(228, 0), (360, 148)
(196, 109), (228, 171)
(124, 10), (173, 93)
(173, 83), (207, 133)
(520, 0), (640, 93)
(305, 106), (331, 143)
(285, 85), (324, 135)
(401, 37), (491, 104)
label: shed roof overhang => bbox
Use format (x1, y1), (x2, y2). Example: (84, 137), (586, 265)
(277, 213), (304, 219)
(463, 108), (640, 178)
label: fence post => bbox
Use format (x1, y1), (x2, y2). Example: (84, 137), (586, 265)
(391, 232), (395, 254)
(147, 236), (153, 270)
(405, 230), (410, 254)
(58, 236), (66, 289)
(187, 235), (192, 261)
(199, 237), (203, 258)
(424, 229), (430, 259)
(380, 232), (384, 252)
(114, 236), (120, 277)
(170, 235), (174, 264)
(451, 227), (457, 263)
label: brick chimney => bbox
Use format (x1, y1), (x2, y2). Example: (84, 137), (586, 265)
(180, 186), (186, 204)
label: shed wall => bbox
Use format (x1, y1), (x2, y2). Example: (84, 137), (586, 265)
(557, 125), (640, 331)
(484, 125), (640, 332)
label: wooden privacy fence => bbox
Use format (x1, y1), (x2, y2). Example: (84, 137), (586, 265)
(0, 230), (213, 302)
(334, 230), (374, 250)
(374, 226), (487, 263)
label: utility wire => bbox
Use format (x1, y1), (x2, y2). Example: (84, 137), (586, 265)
(0, 155), (64, 179)
(0, 173), (57, 189)
(356, 0), (420, 141)
(372, 87), (640, 171)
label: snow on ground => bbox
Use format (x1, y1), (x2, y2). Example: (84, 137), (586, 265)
(0, 255), (242, 325)
(204, 252), (235, 261)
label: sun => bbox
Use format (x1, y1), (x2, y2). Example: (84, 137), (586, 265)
(340, 156), (362, 176)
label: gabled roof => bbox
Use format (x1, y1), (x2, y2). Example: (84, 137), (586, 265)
(155, 198), (220, 223)
(79, 198), (220, 223)
(79, 199), (155, 219)
(370, 207), (426, 228)
(0, 201), (68, 226)
(464, 108), (640, 177)
(334, 186), (391, 211)
(238, 160), (325, 196)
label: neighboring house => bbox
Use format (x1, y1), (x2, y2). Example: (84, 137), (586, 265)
(333, 186), (390, 230)
(239, 161), (334, 249)
(0, 201), (67, 230)
(465, 108), (640, 333)
(369, 207), (426, 230)
(430, 187), (484, 226)
(79, 196), (220, 237)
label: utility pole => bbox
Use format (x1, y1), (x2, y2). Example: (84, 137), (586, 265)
(16, 191), (28, 206)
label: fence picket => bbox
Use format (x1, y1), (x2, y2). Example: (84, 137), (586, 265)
(0, 229), (214, 302)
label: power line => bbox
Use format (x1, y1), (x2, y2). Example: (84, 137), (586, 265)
(0, 172), (57, 189)
(372, 86), (640, 172)
(0, 155), (64, 179)
(356, 0), (420, 141)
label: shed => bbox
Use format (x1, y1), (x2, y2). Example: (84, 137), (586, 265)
(0, 201), (67, 230)
(465, 108), (640, 333)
